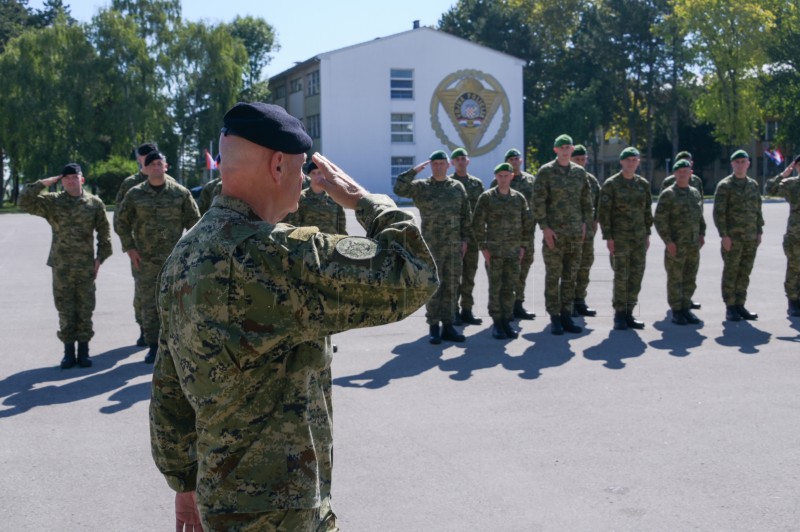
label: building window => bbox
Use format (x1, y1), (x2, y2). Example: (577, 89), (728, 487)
(391, 156), (415, 188)
(306, 114), (320, 139)
(391, 113), (414, 143)
(390, 69), (413, 99)
(273, 84), (286, 99)
(306, 71), (320, 96)
(290, 78), (302, 93)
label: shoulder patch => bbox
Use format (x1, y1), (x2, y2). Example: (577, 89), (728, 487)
(335, 236), (380, 260)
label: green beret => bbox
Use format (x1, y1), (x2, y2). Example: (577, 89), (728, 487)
(672, 159), (691, 171)
(504, 148), (521, 160)
(730, 149), (749, 161)
(429, 150), (448, 161)
(554, 134), (574, 148)
(494, 163), (513, 174)
(451, 147), (468, 159)
(619, 147), (640, 160)
(676, 150), (692, 161)
(572, 144), (587, 156)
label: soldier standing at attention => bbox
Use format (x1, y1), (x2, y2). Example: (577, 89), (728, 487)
(394, 150), (470, 344)
(472, 163), (532, 339)
(448, 147), (484, 326)
(115, 152), (200, 363)
(714, 150), (764, 321)
(284, 160), (347, 234)
(150, 102), (438, 530)
(598, 147), (653, 330)
(654, 159), (705, 325)
(569, 144), (600, 317)
(534, 134), (592, 335)
(19, 163), (112, 368)
(766, 154), (800, 317)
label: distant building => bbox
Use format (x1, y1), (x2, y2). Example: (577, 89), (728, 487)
(268, 26), (526, 197)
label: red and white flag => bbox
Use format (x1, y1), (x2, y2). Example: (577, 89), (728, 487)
(205, 149), (218, 170)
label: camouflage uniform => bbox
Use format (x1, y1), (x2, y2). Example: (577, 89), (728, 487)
(197, 177), (222, 215)
(713, 175), (763, 305)
(150, 194), (437, 529)
(19, 181), (112, 342)
(766, 173), (800, 301)
(654, 184), (706, 311)
(574, 172), (600, 301)
(491, 171), (536, 301)
(284, 188), (347, 235)
(533, 160), (592, 315)
(115, 179), (200, 345)
(598, 173), (654, 312)
(661, 173), (703, 195)
(449, 172), (485, 312)
(472, 187), (532, 320)
(394, 168), (470, 326)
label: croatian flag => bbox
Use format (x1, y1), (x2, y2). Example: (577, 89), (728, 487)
(205, 149), (218, 170)
(764, 149), (784, 165)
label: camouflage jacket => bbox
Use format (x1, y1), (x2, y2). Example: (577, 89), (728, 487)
(490, 171), (536, 241)
(766, 174), (800, 241)
(197, 177), (222, 215)
(19, 181), (112, 269)
(654, 184), (706, 246)
(114, 179), (200, 261)
(661, 173), (703, 196)
(472, 187), (533, 257)
(534, 159), (592, 238)
(448, 172), (485, 213)
(585, 171), (601, 237)
(150, 194), (438, 514)
(283, 188), (347, 235)
(393, 169), (471, 248)
(598, 172), (653, 241)
(114, 171), (176, 205)
(713, 175), (763, 240)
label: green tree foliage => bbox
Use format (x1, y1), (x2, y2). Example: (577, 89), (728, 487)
(228, 15), (278, 101)
(90, 154), (138, 204)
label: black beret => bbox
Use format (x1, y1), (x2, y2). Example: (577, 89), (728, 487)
(61, 163), (81, 176)
(136, 142), (158, 156)
(306, 161), (318, 172)
(144, 151), (165, 166)
(222, 102), (312, 154)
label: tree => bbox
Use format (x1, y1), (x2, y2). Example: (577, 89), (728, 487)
(228, 15), (278, 102)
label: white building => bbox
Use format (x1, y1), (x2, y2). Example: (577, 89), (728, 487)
(268, 25), (526, 198)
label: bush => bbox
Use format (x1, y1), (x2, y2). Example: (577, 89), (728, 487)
(90, 156), (138, 204)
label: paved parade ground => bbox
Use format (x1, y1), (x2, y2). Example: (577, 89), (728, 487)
(1, 201), (799, 531)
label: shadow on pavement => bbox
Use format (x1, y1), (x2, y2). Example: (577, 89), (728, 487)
(334, 336), (445, 389)
(649, 312), (707, 357)
(439, 326), (508, 381)
(584, 329), (647, 369)
(776, 317), (800, 343)
(713, 320), (771, 354)
(502, 327), (580, 379)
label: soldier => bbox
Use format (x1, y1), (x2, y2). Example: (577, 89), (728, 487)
(448, 147), (484, 326)
(284, 160), (347, 234)
(197, 154), (222, 215)
(115, 152), (200, 363)
(598, 147), (654, 330)
(766, 155), (800, 317)
(534, 134), (592, 335)
(570, 144), (600, 317)
(491, 148), (537, 319)
(654, 159), (706, 325)
(394, 150), (470, 344)
(19, 163), (112, 368)
(150, 102), (438, 530)
(713, 150), (764, 321)
(472, 163), (532, 339)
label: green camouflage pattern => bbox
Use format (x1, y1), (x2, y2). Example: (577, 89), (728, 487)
(51, 267), (96, 342)
(150, 194), (437, 521)
(284, 188), (347, 235)
(491, 171), (536, 301)
(575, 172), (601, 300)
(203, 503), (337, 531)
(661, 173), (703, 195)
(766, 174), (800, 298)
(114, 171), (175, 206)
(197, 177), (222, 215)
(720, 240), (758, 305)
(450, 172), (485, 310)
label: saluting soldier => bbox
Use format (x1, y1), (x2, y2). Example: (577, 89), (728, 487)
(766, 154), (800, 317)
(472, 163), (532, 339)
(654, 159), (705, 325)
(570, 144), (600, 317)
(713, 150), (764, 322)
(598, 147), (654, 330)
(19, 163), (112, 368)
(394, 150), (470, 344)
(284, 160), (347, 234)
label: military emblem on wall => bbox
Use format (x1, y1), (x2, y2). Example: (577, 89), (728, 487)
(430, 70), (510, 156)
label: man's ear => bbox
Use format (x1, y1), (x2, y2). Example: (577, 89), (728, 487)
(268, 151), (285, 185)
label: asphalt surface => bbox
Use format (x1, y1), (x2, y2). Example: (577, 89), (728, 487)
(1, 201), (799, 531)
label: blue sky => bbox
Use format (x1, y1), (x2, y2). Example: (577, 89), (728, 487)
(30, 0), (458, 75)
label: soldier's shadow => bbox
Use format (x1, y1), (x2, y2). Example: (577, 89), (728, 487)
(333, 336), (445, 389)
(649, 313), (707, 357)
(501, 328), (581, 380)
(438, 327), (507, 381)
(0, 346), (152, 418)
(776, 317), (800, 343)
(584, 330), (647, 369)
(714, 321), (771, 354)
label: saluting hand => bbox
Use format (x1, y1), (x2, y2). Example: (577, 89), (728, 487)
(312, 153), (367, 210)
(413, 160), (430, 174)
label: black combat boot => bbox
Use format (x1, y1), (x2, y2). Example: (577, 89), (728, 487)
(136, 327), (146, 347)
(789, 299), (800, 317)
(690, 300), (702, 310)
(460, 308), (483, 325)
(61, 342), (76, 369)
(144, 344), (158, 364)
(671, 310), (688, 325)
(550, 314), (564, 335)
(429, 323), (442, 345)
(613, 311), (628, 330)
(453, 312), (463, 326)
(77, 341), (92, 368)
(560, 310), (582, 333)
(736, 305), (758, 320)
(725, 305), (742, 322)
(682, 308), (700, 324)
(491, 320), (507, 340)
(625, 309), (645, 329)
(573, 299), (597, 317)
(513, 300), (535, 320)
(441, 323), (465, 342)
(501, 320), (519, 339)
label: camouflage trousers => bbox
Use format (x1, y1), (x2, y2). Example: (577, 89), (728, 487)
(136, 258), (165, 345)
(783, 235), (800, 300)
(515, 239), (535, 302)
(542, 234), (582, 315)
(720, 238), (758, 305)
(574, 232), (596, 300)
(203, 496), (338, 532)
(663, 244), (700, 311)
(487, 254), (520, 320)
(609, 238), (647, 312)
(426, 244), (462, 325)
(458, 239), (479, 310)
(52, 266), (95, 343)
(130, 262), (142, 326)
